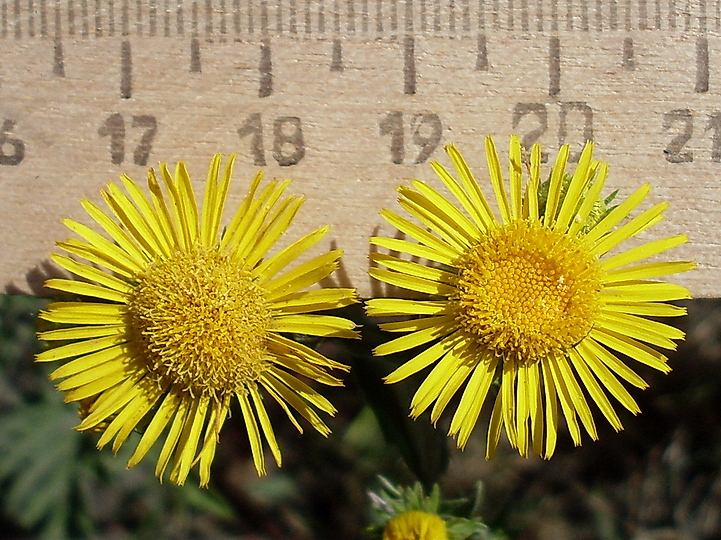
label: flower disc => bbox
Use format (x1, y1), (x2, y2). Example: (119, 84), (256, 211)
(128, 247), (271, 395)
(454, 220), (603, 364)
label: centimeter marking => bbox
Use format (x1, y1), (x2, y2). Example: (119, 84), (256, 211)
(0, 1), (716, 99)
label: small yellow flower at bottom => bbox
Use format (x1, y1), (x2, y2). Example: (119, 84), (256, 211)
(383, 511), (449, 540)
(367, 136), (694, 459)
(36, 154), (359, 486)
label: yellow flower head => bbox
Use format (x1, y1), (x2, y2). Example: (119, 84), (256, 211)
(383, 511), (449, 540)
(37, 155), (359, 486)
(367, 136), (693, 459)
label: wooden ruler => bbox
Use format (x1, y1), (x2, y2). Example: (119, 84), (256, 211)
(0, 1), (716, 297)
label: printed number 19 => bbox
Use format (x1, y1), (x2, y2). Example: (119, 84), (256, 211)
(380, 112), (442, 164)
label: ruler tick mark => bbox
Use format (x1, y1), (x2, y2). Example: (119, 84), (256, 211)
(536, 0), (543, 30)
(404, 0), (412, 32)
(205, 0), (212, 38)
(11, 0), (18, 39)
(163, 0), (170, 36)
(219, 0), (227, 41)
(308, 0), (317, 33)
(81, 0), (89, 37)
(191, 0), (198, 36)
(67, 0), (74, 37)
(307, 0), (314, 34)
(375, 0), (382, 33)
(622, 36), (635, 69)
(550, 0), (557, 30)
(248, 0), (254, 33)
(261, 0), (269, 34)
(565, 0), (572, 30)
(149, 0), (157, 36)
(53, 3), (64, 75)
(334, 0), (341, 33)
(190, 37), (201, 72)
(233, 0), (240, 34)
(476, 33), (488, 70)
(624, 0), (631, 31)
(275, 0), (282, 33)
(549, 36), (560, 96)
(94, 0), (102, 36)
(594, 0), (601, 29)
(259, 38), (273, 98)
(28, 0), (34, 37)
(53, 39), (65, 76)
(696, 36), (709, 93)
(362, 0), (369, 32)
(331, 39), (343, 72)
(40, 0), (47, 38)
(403, 34), (416, 95)
(639, 0), (647, 28)
(348, 0), (357, 32)
(120, 40), (132, 98)
(654, 0), (661, 28)
(450, 0), (456, 33)
(122, 0), (129, 35)
(288, 0), (296, 33)
(177, 0), (183, 35)
(390, 0), (398, 35)
(108, 0), (114, 35)
(135, 0), (141, 36)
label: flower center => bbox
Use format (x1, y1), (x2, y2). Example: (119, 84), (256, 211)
(382, 511), (448, 540)
(453, 220), (603, 363)
(127, 247), (271, 395)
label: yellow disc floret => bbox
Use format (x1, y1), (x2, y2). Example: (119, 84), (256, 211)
(128, 246), (271, 395)
(454, 220), (603, 364)
(383, 511), (449, 540)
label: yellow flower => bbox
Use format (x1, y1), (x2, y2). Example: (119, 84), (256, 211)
(383, 511), (449, 540)
(367, 136), (693, 459)
(37, 155), (358, 486)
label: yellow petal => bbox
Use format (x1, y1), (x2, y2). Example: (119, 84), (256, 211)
(128, 390), (182, 468)
(250, 385), (282, 467)
(449, 349), (497, 445)
(444, 144), (498, 229)
(271, 314), (358, 339)
(365, 298), (448, 317)
(484, 136), (511, 224)
(543, 144), (570, 227)
(375, 321), (458, 359)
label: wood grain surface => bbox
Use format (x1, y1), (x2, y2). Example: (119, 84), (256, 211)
(0, 1), (716, 297)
